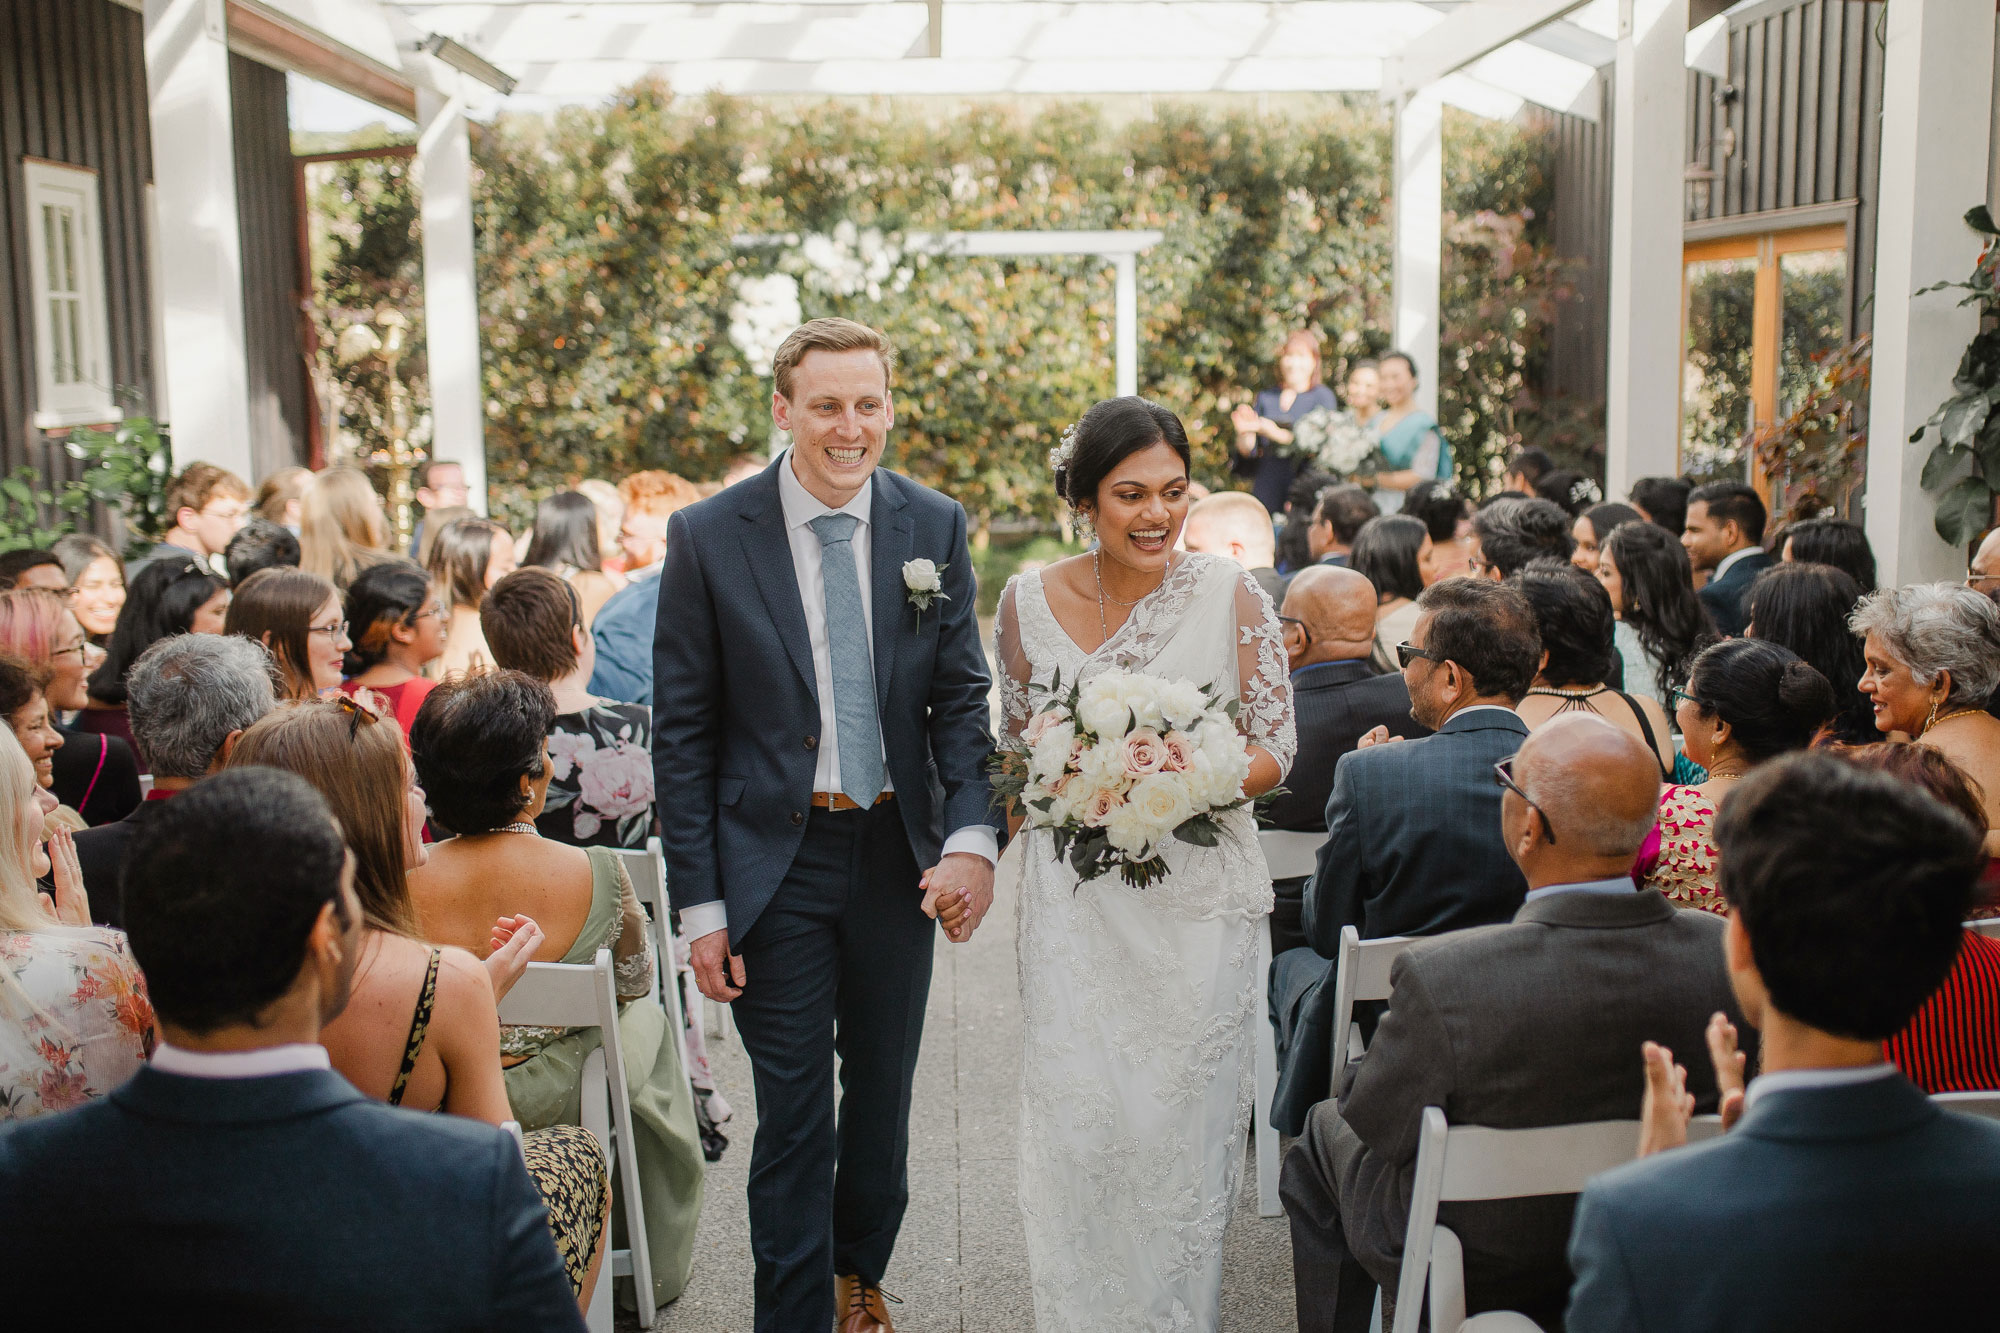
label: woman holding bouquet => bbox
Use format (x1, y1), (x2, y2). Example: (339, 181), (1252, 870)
(1229, 329), (1340, 513)
(992, 396), (1296, 1331)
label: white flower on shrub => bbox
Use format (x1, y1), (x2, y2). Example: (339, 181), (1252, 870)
(727, 273), (802, 376)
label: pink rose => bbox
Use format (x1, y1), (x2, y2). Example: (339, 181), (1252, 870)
(1122, 728), (1167, 776)
(576, 741), (655, 824)
(1161, 731), (1195, 773)
(1080, 789), (1121, 827)
(1022, 708), (1069, 746)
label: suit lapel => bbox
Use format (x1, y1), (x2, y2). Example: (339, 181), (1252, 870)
(735, 473), (819, 699)
(871, 475), (914, 712)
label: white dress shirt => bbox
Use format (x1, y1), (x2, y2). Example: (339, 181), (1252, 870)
(1712, 545), (1762, 582)
(678, 454), (996, 944)
(150, 1042), (331, 1079)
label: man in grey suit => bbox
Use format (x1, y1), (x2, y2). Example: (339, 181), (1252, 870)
(1271, 577), (1539, 1134)
(1281, 717), (1750, 1333)
(1568, 753), (2000, 1330)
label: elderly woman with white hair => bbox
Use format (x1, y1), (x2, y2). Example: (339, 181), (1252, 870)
(1853, 583), (2000, 851)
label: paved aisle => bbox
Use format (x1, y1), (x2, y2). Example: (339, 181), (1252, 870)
(650, 840), (1298, 1332)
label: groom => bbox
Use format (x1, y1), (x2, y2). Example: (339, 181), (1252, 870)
(653, 318), (1002, 1332)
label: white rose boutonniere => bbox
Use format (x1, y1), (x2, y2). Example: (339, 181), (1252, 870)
(903, 558), (949, 627)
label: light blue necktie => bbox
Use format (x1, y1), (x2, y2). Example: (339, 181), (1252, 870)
(808, 512), (884, 807)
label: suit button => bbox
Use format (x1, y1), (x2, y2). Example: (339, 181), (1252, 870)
(804, 735), (818, 751)
(791, 811), (804, 826)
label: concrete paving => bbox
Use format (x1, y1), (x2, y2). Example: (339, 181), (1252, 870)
(649, 842), (1299, 1332)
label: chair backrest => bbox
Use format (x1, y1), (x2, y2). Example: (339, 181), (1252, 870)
(1257, 828), (1324, 882)
(606, 839), (674, 996)
(1328, 925), (1416, 1081)
(498, 952), (618, 1029)
(1965, 918), (2000, 940)
(1936, 1090), (2000, 1121)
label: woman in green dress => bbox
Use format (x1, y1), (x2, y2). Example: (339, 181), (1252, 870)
(408, 669), (705, 1310)
(1363, 351), (1452, 513)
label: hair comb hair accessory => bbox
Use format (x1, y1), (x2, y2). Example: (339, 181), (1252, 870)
(1047, 422), (1081, 476)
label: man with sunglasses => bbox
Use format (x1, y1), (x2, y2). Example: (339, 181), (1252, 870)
(1280, 715), (1748, 1333)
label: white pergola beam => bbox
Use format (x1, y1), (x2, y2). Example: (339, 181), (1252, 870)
(1603, 0), (1685, 500)
(1384, 0), (1594, 101)
(145, 0), (256, 480)
(1864, 0), (1996, 585)
(418, 88), (490, 512)
(1392, 88), (1442, 420)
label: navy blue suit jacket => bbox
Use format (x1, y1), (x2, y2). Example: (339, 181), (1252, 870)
(1695, 548), (1772, 638)
(0, 1066), (582, 1329)
(652, 458), (1001, 947)
(1568, 1075), (2000, 1330)
(589, 564), (661, 704)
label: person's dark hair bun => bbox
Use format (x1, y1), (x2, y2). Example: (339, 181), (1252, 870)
(1054, 397), (1192, 511)
(1778, 658), (1838, 726)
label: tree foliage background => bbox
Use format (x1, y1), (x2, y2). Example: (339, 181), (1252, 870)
(307, 88), (1596, 531)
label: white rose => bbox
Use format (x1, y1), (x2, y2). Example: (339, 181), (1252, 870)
(1077, 687), (1132, 740)
(1114, 674), (1167, 731)
(1158, 681), (1209, 730)
(1029, 721), (1078, 782)
(1076, 740), (1133, 796)
(1127, 772), (1194, 838)
(902, 558), (942, 593)
(1103, 800), (1156, 856)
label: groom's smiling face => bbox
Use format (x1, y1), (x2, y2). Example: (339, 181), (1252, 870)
(774, 347), (895, 508)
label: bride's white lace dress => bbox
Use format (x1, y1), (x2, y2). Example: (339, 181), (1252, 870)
(995, 552), (1296, 1332)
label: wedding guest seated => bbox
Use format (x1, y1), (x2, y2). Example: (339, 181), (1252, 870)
(427, 517), (517, 680)
(1469, 496), (1575, 580)
(1568, 501), (1643, 576)
(481, 568), (656, 849)
(1852, 583), (2000, 852)
(253, 464), (314, 531)
(1534, 468), (1596, 518)
(525, 490), (624, 629)
(1682, 480), (1773, 637)
(0, 731), (152, 1121)
(408, 671), (704, 1307)
(52, 534), (125, 643)
(1501, 446), (1553, 496)
(128, 461), (248, 576)
(1350, 514), (1428, 672)
(1626, 475), (1691, 538)
(0, 588), (140, 825)
(1283, 717), (1745, 1333)
(1, 654), (81, 834)
(76, 553), (230, 761)
(1276, 468), (1337, 575)
(1271, 578), (1538, 1135)
(228, 699), (610, 1308)
(1513, 561), (1675, 776)
(0, 768), (586, 1327)
(1641, 639), (1834, 913)
(1570, 753), (2000, 1329)
(1184, 490), (1283, 604)
(588, 470), (701, 705)
(225, 567), (348, 700)
(339, 560), (444, 737)
(1594, 520), (1718, 714)
(222, 517), (302, 586)
(1780, 514), (1876, 591)
(73, 635), (274, 925)
(1265, 566), (1429, 1054)
(1400, 480), (1472, 583)
(1307, 483), (1380, 571)
(1746, 562), (1874, 745)
(301, 464), (397, 592)
(0, 548), (67, 592)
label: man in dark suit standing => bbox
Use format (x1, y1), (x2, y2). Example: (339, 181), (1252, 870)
(1568, 753), (2000, 1330)
(1265, 566), (1428, 1055)
(1272, 577), (1539, 1133)
(0, 770), (582, 1329)
(1281, 717), (1749, 1333)
(72, 633), (273, 924)
(1681, 480), (1771, 637)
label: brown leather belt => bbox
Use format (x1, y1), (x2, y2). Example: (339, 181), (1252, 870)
(810, 791), (896, 811)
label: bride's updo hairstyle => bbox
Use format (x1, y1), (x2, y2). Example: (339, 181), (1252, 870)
(1054, 397), (1193, 516)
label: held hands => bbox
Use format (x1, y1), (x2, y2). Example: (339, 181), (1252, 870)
(920, 852), (996, 944)
(1636, 1012), (1750, 1158)
(38, 828), (89, 927)
(484, 915), (546, 1002)
(689, 927), (746, 1003)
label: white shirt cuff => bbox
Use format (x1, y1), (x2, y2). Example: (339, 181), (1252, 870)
(678, 900), (729, 943)
(940, 825), (999, 866)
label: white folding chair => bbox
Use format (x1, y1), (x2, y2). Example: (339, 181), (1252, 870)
(1936, 1090), (2000, 1120)
(499, 950), (656, 1331)
(1253, 829), (1325, 1217)
(1329, 926), (1416, 1092)
(607, 840), (693, 1064)
(1965, 918), (2000, 940)
(1392, 1108), (1722, 1333)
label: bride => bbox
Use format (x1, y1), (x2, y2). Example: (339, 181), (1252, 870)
(994, 397), (1295, 1331)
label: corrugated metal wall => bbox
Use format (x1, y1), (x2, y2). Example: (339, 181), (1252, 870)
(230, 53), (310, 480)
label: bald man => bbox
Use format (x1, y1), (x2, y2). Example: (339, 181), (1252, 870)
(1183, 490), (1283, 604)
(1280, 716), (1752, 1333)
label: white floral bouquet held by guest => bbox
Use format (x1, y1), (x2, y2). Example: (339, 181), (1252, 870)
(1286, 405), (1383, 476)
(991, 666), (1255, 888)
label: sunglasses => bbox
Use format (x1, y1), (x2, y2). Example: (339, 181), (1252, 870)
(1395, 641), (1442, 669)
(1492, 756), (1557, 844)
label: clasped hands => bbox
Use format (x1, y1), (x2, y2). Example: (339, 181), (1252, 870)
(1636, 1011), (1750, 1157)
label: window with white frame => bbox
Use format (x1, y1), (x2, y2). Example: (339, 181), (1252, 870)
(22, 159), (117, 429)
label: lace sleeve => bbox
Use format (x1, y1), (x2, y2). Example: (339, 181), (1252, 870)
(607, 857), (657, 1001)
(995, 578), (1034, 752)
(1232, 567), (1295, 779)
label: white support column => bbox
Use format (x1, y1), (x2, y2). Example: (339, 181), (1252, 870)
(1604, 0), (1688, 501)
(1113, 252), (1138, 397)
(1865, 0), (1997, 585)
(144, 0), (253, 479)
(418, 89), (489, 513)
(1392, 89), (1442, 419)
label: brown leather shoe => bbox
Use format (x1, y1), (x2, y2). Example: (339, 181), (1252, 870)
(835, 1273), (901, 1333)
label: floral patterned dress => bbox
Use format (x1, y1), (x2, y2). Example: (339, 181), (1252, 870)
(538, 701), (656, 849)
(1638, 784), (1726, 914)
(0, 927), (154, 1120)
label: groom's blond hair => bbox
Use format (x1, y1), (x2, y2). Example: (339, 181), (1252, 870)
(772, 318), (897, 400)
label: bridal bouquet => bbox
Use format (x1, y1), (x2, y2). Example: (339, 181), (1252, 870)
(1287, 406), (1382, 477)
(991, 667), (1254, 889)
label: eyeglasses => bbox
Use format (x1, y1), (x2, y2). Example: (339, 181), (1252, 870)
(1968, 569), (2000, 588)
(1492, 756), (1557, 845)
(308, 619), (351, 640)
(1395, 641), (1442, 669)
(1669, 686), (1709, 713)
(49, 641), (89, 662)
(1277, 615), (1313, 643)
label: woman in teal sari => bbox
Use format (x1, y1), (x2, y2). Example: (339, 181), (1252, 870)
(408, 670), (705, 1310)
(1364, 351), (1452, 512)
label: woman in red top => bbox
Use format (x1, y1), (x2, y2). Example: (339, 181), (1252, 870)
(339, 560), (447, 738)
(1845, 743), (2000, 1092)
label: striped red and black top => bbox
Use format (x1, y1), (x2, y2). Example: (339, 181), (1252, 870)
(1886, 930), (2000, 1094)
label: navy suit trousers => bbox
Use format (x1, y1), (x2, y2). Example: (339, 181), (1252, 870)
(730, 798), (931, 1331)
